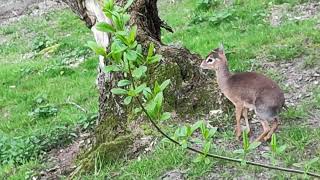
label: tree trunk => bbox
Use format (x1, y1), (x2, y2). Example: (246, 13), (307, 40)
(62, 0), (229, 172)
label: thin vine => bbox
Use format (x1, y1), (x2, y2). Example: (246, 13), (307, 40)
(87, 0), (320, 178)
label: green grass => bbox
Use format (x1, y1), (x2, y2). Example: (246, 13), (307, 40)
(1, 0), (320, 179)
(0, 161), (43, 180)
(0, 9), (98, 170)
(159, 0), (319, 70)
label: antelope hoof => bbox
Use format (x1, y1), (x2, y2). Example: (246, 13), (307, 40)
(236, 129), (242, 141)
(245, 128), (251, 136)
(255, 134), (268, 142)
(264, 134), (272, 141)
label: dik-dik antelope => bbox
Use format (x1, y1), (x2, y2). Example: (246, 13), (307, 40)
(200, 45), (285, 142)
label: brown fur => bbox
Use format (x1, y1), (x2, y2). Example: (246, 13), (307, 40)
(200, 46), (285, 142)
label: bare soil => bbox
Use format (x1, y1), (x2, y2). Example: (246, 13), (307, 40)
(269, 1), (320, 26)
(0, 0), (66, 25)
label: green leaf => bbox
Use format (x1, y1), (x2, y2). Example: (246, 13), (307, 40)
(208, 127), (218, 138)
(146, 100), (157, 119)
(204, 158), (211, 165)
(116, 33), (129, 45)
(262, 153), (271, 159)
(122, 13), (130, 26)
(104, 0), (114, 12)
(111, 40), (128, 54)
(203, 129), (209, 139)
(308, 157), (319, 165)
(103, 8), (113, 18)
(112, 11), (123, 30)
(118, 80), (131, 87)
(126, 50), (137, 61)
(277, 145), (287, 154)
(148, 42), (155, 57)
(111, 88), (128, 95)
(134, 83), (146, 94)
(160, 79), (171, 91)
(193, 155), (204, 163)
(248, 141), (261, 150)
(143, 87), (152, 100)
(242, 131), (250, 151)
(129, 25), (137, 43)
(271, 134), (277, 153)
(124, 0), (134, 10)
(180, 126), (187, 136)
(111, 52), (122, 63)
(241, 159), (247, 166)
(153, 81), (161, 94)
(148, 54), (162, 64)
(175, 127), (186, 137)
(86, 41), (106, 56)
(191, 120), (203, 132)
(203, 141), (211, 154)
(105, 65), (120, 73)
(293, 162), (303, 168)
(134, 107), (142, 114)
(96, 22), (115, 33)
(154, 92), (163, 112)
(200, 121), (207, 137)
(233, 149), (244, 154)
(181, 139), (188, 149)
(186, 125), (192, 137)
(128, 89), (137, 97)
(136, 44), (142, 54)
(160, 112), (171, 121)
(124, 96), (132, 105)
(129, 41), (138, 49)
(132, 66), (147, 79)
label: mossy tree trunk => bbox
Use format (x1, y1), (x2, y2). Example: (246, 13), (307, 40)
(63, 0), (229, 171)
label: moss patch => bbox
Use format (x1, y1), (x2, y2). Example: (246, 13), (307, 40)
(77, 135), (133, 173)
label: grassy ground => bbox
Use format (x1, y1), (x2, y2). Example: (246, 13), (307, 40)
(0, 10), (98, 177)
(0, 0), (320, 179)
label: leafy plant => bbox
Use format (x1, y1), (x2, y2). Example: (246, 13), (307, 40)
(78, 114), (98, 130)
(173, 120), (217, 164)
(262, 134), (287, 165)
(20, 67), (36, 77)
(32, 35), (55, 52)
(191, 7), (235, 25)
(293, 157), (320, 176)
(0, 126), (74, 165)
(88, 0), (170, 125)
(233, 131), (261, 165)
(196, 0), (221, 11)
(29, 104), (58, 118)
(191, 0), (236, 25)
(29, 95), (58, 118)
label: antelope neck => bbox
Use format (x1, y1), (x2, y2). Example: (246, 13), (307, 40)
(216, 63), (231, 91)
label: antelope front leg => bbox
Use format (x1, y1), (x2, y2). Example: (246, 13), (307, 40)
(235, 105), (243, 140)
(255, 120), (270, 142)
(264, 118), (279, 141)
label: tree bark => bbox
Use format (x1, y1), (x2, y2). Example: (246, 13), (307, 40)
(62, 0), (229, 172)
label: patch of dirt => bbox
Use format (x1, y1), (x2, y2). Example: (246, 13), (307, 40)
(161, 170), (186, 180)
(261, 59), (319, 107)
(308, 110), (320, 128)
(38, 132), (92, 179)
(269, 2), (320, 26)
(0, 0), (67, 25)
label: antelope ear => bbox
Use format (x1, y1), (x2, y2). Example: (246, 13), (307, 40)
(218, 43), (225, 54)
